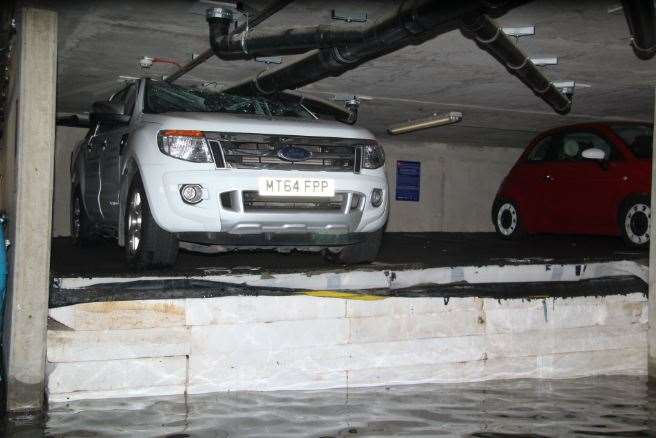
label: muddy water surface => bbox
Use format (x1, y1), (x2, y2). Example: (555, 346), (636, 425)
(2, 375), (654, 437)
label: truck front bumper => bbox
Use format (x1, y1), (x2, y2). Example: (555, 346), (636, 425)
(140, 165), (389, 236)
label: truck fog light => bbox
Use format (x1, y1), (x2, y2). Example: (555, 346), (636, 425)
(371, 188), (383, 207)
(180, 184), (203, 204)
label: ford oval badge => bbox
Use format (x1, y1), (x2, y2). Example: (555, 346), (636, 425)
(277, 145), (312, 162)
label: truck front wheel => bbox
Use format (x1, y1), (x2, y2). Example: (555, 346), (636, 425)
(125, 176), (179, 269)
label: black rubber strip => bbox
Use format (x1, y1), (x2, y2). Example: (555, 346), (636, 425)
(49, 275), (646, 308)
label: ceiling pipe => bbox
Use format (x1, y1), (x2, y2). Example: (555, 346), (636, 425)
(212, 0), (570, 116)
(460, 13), (571, 114)
(208, 10), (367, 59)
(216, 1), (516, 95)
(165, 0), (294, 83)
(620, 0), (656, 60)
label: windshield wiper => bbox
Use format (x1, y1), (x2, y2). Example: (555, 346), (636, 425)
(257, 97), (273, 120)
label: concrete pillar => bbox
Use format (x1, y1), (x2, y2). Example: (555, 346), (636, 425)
(2, 8), (57, 412)
(650, 87), (656, 380)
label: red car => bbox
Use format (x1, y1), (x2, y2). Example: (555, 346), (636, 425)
(493, 122), (652, 247)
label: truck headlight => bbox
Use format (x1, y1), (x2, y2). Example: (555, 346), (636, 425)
(362, 143), (385, 169)
(157, 130), (213, 163)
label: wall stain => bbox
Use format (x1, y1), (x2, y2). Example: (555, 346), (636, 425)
(82, 301), (184, 316)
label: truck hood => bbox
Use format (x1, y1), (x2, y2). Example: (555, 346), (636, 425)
(141, 112), (376, 140)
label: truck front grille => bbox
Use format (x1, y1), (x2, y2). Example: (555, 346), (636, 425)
(240, 191), (362, 212)
(205, 132), (366, 172)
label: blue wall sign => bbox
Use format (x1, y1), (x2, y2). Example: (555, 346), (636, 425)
(395, 160), (420, 202)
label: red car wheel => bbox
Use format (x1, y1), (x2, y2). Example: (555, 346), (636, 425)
(620, 196), (650, 248)
(493, 199), (525, 239)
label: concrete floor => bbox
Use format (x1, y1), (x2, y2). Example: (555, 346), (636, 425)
(51, 232), (646, 277)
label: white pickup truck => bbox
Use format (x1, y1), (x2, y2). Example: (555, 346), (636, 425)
(70, 78), (388, 268)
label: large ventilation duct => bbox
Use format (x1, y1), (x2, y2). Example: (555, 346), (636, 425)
(621, 0), (656, 60)
(460, 14), (571, 114)
(210, 0), (571, 115)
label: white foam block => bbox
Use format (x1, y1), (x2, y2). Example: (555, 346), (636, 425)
(185, 295), (345, 326)
(485, 301), (647, 334)
(49, 299), (187, 330)
(47, 356), (187, 394)
(346, 297), (481, 318)
(190, 318), (349, 355)
(349, 310), (484, 343)
(486, 323), (647, 359)
(48, 327), (190, 362)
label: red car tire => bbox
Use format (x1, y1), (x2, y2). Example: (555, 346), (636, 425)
(492, 198), (526, 240)
(619, 195), (650, 248)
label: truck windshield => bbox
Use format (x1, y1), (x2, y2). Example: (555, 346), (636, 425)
(611, 124), (653, 159)
(144, 80), (313, 119)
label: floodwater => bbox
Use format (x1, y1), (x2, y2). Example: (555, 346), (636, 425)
(2, 375), (654, 437)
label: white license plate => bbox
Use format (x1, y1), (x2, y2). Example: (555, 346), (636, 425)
(258, 177), (335, 197)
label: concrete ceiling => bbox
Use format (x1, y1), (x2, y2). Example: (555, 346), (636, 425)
(42, 0), (655, 147)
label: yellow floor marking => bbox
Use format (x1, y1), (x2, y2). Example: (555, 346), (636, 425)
(304, 290), (386, 301)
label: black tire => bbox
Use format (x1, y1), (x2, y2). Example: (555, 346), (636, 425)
(492, 198), (525, 240)
(125, 175), (179, 269)
(324, 228), (383, 264)
(619, 195), (650, 248)
(71, 187), (95, 246)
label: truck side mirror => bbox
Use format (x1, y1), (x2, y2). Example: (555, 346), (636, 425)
(91, 101), (130, 124)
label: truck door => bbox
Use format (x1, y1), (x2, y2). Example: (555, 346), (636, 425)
(99, 83), (137, 226)
(83, 124), (103, 220)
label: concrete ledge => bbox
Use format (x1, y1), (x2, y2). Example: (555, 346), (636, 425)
(55, 259), (648, 291)
(46, 291), (647, 402)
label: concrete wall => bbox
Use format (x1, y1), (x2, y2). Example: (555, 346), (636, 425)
(46, 292), (647, 402)
(382, 140), (521, 232)
(50, 130), (520, 236)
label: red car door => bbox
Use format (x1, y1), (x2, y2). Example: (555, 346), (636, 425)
(541, 129), (627, 235)
(501, 134), (557, 232)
